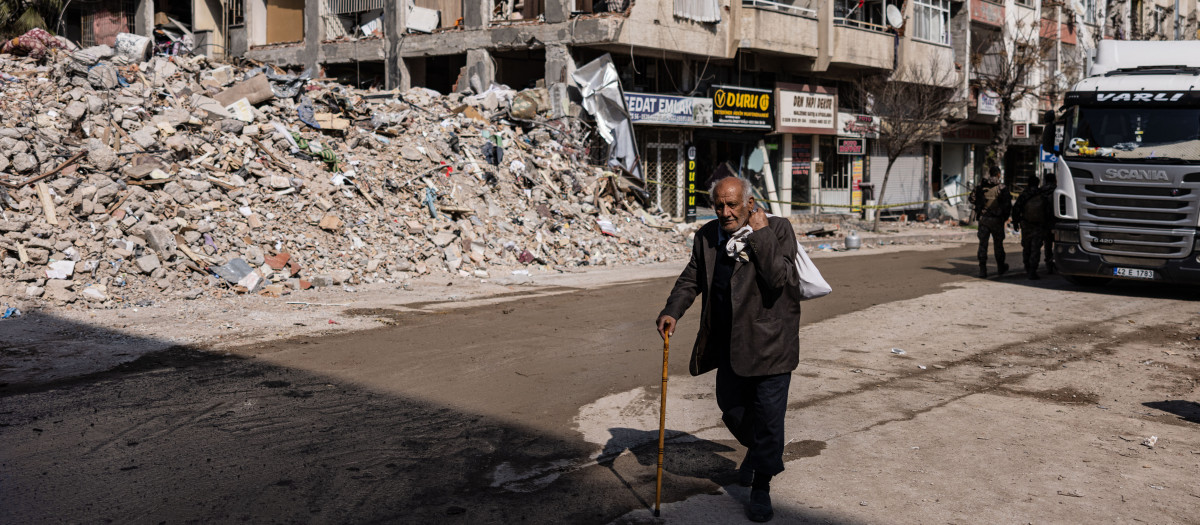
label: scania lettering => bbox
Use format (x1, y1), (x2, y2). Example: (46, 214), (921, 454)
(1103, 169), (1170, 181)
(1041, 40), (1200, 286)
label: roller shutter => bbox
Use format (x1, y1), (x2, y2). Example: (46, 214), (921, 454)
(870, 142), (926, 210)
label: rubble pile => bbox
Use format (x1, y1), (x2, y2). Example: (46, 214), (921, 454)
(0, 42), (687, 306)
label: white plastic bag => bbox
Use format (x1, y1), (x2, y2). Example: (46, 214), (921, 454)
(795, 242), (832, 300)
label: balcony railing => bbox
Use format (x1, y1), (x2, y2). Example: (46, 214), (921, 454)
(327, 0), (385, 15)
(833, 17), (890, 32)
(742, 0), (818, 18)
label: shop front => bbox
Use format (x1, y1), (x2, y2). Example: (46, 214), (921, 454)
(626, 92), (713, 219)
(1005, 122), (1040, 191)
(692, 85), (777, 214)
(775, 83), (838, 215)
(834, 112), (879, 214)
(940, 123), (992, 198)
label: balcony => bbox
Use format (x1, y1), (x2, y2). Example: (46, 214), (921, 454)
(970, 0), (1005, 27)
(898, 39), (956, 84)
(739, 0), (820, 58)
(1040, 17), (1078, 45)
(829, 21), (893, 69)
(742, 0), (817, 18)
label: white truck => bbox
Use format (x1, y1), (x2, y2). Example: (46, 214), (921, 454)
(1042, 40), (1200, 285)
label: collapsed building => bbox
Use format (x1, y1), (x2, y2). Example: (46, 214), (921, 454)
(0, 42), (687, 307)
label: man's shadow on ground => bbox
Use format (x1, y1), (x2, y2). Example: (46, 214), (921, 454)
(597, 427), (739, 511)
(597, 428), (834, 521)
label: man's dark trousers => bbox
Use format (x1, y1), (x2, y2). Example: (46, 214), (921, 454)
(716, 360), (791, 476)
(1042, 228), (1056, 272)
(977, 216), (1006, 269)
(1021, 223), (1047, 274)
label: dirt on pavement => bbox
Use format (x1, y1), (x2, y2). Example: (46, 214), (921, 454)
(3, 242), (1199, 524)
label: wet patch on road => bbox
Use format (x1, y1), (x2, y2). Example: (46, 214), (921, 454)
(784, 439), (826, 459)
(998, 386), (1100, 405)
(398, 285), (581, 311)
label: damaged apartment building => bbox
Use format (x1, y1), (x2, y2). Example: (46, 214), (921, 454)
(74, 0), (1187, 220)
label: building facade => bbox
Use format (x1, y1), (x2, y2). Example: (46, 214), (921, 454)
(169, 0), (1200, 218)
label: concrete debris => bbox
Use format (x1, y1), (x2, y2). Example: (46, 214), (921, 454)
(0, 49), (689, 308)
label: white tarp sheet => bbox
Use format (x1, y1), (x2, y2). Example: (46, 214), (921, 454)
(673, 0), (722, 22)
(571, 54), (643, 181)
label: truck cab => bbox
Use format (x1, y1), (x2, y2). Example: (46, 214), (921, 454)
(1043, 40), (1200, 285)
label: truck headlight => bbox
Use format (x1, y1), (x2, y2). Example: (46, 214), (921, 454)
(1056, 229), (1080, 243)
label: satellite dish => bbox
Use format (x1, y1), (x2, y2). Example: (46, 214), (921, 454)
(886, 5), (904, 28)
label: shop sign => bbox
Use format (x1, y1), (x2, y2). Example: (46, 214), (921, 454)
(837, 138), (866, 155)
(792, 142), (811, 182)
(837, 112), (879, 138)
(942, 124), (993, 143)
(686, 145), (698, 223)
(625, 93), (713, 127)
(1039, 146), (1058, 164)
(776, 83), (837, 134)
(1013, 122), (1029, 139)
(711, 85), (773, 129)
(851, 158), (864, 212)
(978, 90), (1000, 116)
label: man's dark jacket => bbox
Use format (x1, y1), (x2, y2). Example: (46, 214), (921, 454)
(659, 216), (802, 377)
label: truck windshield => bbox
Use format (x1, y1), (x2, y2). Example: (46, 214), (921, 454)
(1064, 106), (1200, 162)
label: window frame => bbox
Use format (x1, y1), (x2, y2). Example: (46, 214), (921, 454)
(913, 0), (951, 45)
(1152, 5), (1168, 36)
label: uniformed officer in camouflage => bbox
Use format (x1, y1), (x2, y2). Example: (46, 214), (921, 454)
(970, 165), (1011, 278)
(1012, 175), (1054, 279)
(1040, 177), (1057, 275)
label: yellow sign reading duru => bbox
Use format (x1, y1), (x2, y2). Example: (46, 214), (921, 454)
(714, 89), (771, 111)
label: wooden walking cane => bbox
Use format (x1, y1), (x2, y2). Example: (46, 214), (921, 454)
(654, 332), (669, 517)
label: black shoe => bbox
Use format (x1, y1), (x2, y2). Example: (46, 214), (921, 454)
(1047, 264), (1057, 275)
(979, 266), (988, 278)
(747, 487), (774, 522)
(1028, 272), (1040, 280)
(997, 263), (1009, 276)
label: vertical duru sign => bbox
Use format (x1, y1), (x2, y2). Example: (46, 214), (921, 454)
(686, 144), (698, 223)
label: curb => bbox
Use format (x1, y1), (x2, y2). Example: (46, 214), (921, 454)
(798, 230), (977, 251)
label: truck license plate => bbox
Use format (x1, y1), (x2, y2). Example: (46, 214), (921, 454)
(1113, 267), (1155, 279)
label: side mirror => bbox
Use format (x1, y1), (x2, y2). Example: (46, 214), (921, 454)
(1040, 109), (1059, 155)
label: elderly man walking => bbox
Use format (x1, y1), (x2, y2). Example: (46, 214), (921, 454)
(656, 176), (802, 522)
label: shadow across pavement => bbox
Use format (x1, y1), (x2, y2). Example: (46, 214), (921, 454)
(0, 309), (866, 525)
(1143, 400), (1200, 425)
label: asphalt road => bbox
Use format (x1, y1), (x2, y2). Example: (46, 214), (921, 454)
(1, 246), (987, 524)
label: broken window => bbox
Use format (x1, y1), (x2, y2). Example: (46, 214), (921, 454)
(323, 0), (385, 39)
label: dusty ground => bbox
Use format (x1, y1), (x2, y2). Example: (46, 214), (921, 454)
(2, 237), (1198, 524)
(0, 225), (970, 389)
(607, 263), (1200, 524)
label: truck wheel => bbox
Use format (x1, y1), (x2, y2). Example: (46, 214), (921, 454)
(1065, 275), (1112, 287)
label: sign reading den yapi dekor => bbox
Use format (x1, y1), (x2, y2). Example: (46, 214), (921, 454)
(711, 85), (773, 129)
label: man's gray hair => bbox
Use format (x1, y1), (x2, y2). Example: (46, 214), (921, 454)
(708, 176), (753, 206)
